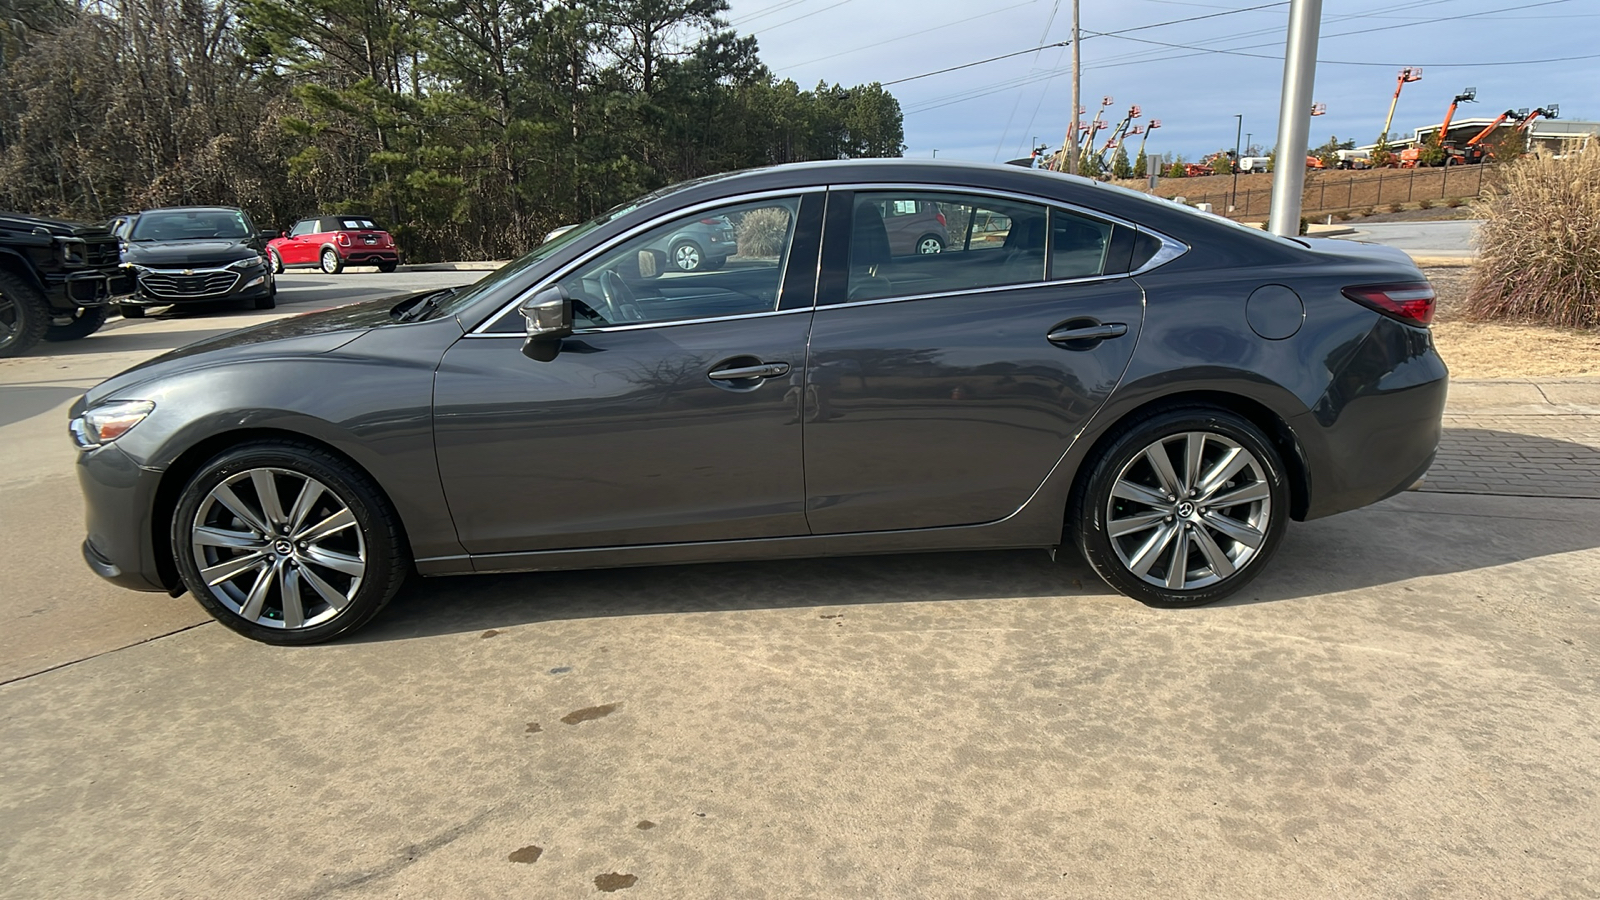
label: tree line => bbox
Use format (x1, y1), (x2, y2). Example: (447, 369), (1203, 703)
(0, 0), (904, 261)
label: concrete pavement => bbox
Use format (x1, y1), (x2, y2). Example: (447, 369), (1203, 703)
(1, 276), (1596, 898)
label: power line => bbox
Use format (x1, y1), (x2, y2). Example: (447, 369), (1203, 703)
(773, 0), (1039, 70)
(758, 0), (856, 33)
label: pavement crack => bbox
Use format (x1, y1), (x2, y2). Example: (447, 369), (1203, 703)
(0, 621), (210, 688)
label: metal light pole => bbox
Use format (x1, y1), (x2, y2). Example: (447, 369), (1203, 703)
(1232, 114), (1243, 212)
(1268, 0), (1323, 237)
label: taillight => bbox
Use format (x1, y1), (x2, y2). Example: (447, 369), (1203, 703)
(336, 232), (351, 246)
(936, 211), (946, 227)
(1342, 282), (1435, 326)
(700, 218), (720, 225)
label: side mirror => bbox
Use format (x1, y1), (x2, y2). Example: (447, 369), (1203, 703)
(519, 285), (572, 361)
(279, 231), (288, 239)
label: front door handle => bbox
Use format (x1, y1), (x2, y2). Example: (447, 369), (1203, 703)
(1047, 322), (1128, 344)
(708, 362), (790, 381)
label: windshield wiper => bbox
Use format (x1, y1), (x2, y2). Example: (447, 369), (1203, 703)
(396, 287), (457, 323)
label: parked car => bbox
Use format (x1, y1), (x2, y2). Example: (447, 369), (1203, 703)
(72, 159), (1447, 644)
(118, 207), (276, 318)
(267, 215), (399, 274)
(646, 214), (736, 271)
(869, 197), (950, 254)
(0, 211), (131, 356)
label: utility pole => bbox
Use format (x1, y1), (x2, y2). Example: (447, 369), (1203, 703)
(1232, 114), (1243, 212)
(1065, 0), (1081, 173)
(1268, 0), (1322, 237)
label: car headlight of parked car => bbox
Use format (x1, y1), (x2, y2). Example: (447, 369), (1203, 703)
(70, 400), (155, 450)
(228, 255), (265, 270)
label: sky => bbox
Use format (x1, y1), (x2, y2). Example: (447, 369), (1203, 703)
(722, 0), (1599, 163)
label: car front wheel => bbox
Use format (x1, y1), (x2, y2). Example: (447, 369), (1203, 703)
(172, 441), (408, 644)
(321, 248), (344, 274)
(267, 249), (284, 274)
(1072, 407), (1288, 607)
(916, 235), (944, 254)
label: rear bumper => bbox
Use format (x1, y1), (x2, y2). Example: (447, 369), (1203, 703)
(1298, 318), (1449, 520)
(340, 249), (400, 265)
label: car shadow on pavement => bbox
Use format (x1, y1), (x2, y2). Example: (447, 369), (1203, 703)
(355, 433), (1600, 642)
(0, 385), (83, 428)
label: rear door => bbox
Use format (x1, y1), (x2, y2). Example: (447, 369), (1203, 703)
(800, 188), (1147, 535)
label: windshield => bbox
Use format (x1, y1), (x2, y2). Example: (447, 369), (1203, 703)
(131, 210), (251, 242)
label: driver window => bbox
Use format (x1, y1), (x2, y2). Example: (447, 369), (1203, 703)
(557, 196), (801, 329)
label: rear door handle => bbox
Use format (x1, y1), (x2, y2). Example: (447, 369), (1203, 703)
(1047, 323), (1128, 344)
(708, 362), (790, 381)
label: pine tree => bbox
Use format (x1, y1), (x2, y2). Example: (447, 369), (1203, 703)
(1112, 146), (1133, 179)
(1133, 150), (1147, 179)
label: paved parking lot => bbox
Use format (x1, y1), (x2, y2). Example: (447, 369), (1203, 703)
(1, 270), (1597, 898)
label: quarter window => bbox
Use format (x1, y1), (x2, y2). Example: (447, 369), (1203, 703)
(554, 196), (802, 329)
(845, 192), (1049, 302)
(1049, 209), (1115, 279)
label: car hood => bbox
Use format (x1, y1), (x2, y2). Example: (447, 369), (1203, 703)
(82, 294), (434, 407)
(124, 239), (258, 267)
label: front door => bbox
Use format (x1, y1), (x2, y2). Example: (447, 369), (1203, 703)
(801, 189), (1146, 534)
(434, 193), (820, 555)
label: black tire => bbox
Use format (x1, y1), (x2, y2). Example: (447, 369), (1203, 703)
(267, 249), (284, 274)
(171, 440), (409, 645)
(119, 303), (146, 319)
(915, 234), (945, 254)
(320, 248), (344, 274)
(377, 260), (397, 273)
(44, 304), (110, 342)
(253, 289), (276, 310)
(0, 268), (51, 358)
(670, 240), (705, 272)
(1070, 406), (1289, 608)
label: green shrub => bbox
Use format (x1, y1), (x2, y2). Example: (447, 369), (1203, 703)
(736, 207), (792, 258)
(1467, 144), (1600, 327)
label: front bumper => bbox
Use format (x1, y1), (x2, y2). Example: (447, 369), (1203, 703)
(126, 264), (272, 307)
(76, 441), (172, 592)
(43, 269), (135, 310)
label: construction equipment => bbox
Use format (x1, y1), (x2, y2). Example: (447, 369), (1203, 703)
(1400, 87), (1476, 167)
(1077, 96), (1115, 160)
(1135, 119), (1160, 164)
(1377, 66), (1423, 147)
(1445, 105), (1555, 165)
(1094, 105), (1142, 169)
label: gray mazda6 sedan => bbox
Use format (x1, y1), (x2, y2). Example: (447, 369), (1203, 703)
(71, 159), (1447, 644)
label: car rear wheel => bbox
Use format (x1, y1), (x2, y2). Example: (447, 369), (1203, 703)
(44, 305), (110, 342)
(1072, 407), (1288, 607)
(267, 250), (284, 274)
(377, 260), (397, 273)
(172, 441), (408, 645)
(916, 234), (944, 254)
(0, 269), (50, 358)
(321, 248), (344, 274)
(671, 241), (704, 272)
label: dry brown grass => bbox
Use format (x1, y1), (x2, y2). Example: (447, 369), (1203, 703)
(1432, 322), (1600, 378)
(1465, 144), (1600, 328)
(735, 206), (792, 258)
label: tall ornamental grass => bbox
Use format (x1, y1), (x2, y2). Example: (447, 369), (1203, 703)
(736, 207), (793, 258)
(1466, 143), (1600, 328)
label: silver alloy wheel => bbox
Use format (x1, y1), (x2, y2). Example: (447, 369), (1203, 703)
(917, 236), (943, 254)
(321, 249), (339, 273)
(673, 243), (701, 270)
(190, 467), (367, 629)
(1105, 431), (1272, 591)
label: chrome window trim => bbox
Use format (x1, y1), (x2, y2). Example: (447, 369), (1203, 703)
(826, 181), (1190, 277)
(463, 305), (814, 338)
(472, 187), (823, 335)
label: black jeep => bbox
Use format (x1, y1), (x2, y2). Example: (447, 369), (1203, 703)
(0, 212), (132, 357)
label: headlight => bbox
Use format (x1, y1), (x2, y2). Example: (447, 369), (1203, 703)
(228, 255), (264, 270)
(70, 400), (155, 449)
(57, 238), (89, 266)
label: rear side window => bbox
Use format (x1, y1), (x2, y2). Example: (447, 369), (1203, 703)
(845, 191), (1048, 302)
(1049, 209), (1114, 279)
